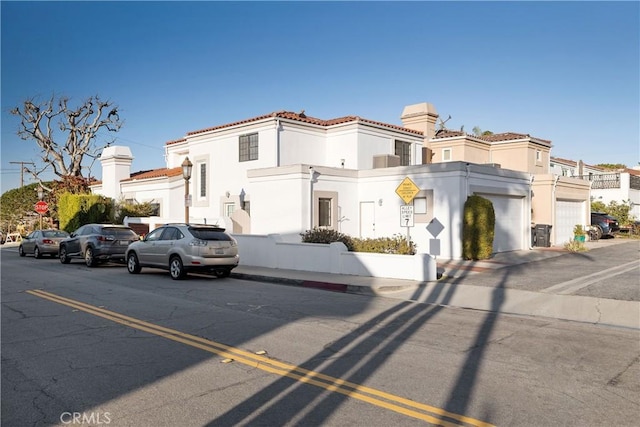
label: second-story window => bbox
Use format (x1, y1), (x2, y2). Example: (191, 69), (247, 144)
(239, 133), (259, 162)
(394, 140), (411, 166)
(443, 148), (452, 161)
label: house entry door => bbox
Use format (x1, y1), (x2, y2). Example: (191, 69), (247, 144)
(360, 201), (375, 238)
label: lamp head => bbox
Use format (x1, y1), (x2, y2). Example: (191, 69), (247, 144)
(182, 157), (193, 180)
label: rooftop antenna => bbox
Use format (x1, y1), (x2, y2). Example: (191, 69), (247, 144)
(437, 115), (452, 131)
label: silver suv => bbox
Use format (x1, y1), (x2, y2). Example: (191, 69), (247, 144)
(125, 224), (239, 280)
(59, 224), (140, 267)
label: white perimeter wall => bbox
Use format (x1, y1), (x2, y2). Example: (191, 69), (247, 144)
(233, 234), (437, 281)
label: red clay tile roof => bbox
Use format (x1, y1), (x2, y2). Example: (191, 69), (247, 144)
(433, 130), (465, 138)
(165, 110), (422, 145)
(166, 138), (186, 146)
(550, 156), (578, 166)
(480, 132), (551, 144)
(433, 130), (551, 144)
(121, 167), (182, 182)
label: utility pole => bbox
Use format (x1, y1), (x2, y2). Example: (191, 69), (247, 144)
(9, 161), (35, 187)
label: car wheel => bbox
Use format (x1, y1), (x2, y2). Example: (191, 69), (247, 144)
(59, 246), (71, 264)
(34, 246), (42, 259)
(215, 269), (230, 278)
(84, 246), (96, 267)
(18, 245), (26, 257)
(169, 256), (186, 280)
(595, 225), (603, 240)
(127, 252), (141, 274)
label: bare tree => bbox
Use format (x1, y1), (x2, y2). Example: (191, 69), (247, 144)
(10, 95), (124, 180)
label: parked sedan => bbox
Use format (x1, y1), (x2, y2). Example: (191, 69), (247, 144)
(125, 224), (239, 279)
(59, 224), (139, 267)
(19, 229), (70, 258)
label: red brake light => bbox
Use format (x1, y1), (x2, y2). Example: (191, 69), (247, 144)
(97, 235), (114, 242)
(42, 239), (54, 244)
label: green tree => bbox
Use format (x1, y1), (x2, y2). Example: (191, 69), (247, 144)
(596, 163), (627, 170)
(591, 200), (634, 225)
(0, 182), (54, 233)
(472, 126), (494, 137)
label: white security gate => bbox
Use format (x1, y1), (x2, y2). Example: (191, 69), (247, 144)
(555, 199), (584, 245)
(477, 194), (525, 253)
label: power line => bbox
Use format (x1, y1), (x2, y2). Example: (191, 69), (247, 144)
(9, 161), (35, 187)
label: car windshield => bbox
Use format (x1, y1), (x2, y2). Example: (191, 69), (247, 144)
(43, 230), (69, 238)
(189, 228), (232, 241)
(102, 228), (138, 238)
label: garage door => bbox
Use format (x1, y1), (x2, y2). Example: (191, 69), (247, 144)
(555, 199), (584, 245)
(477, 194), (525, 253)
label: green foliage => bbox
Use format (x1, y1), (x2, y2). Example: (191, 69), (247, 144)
(462, 195), (495, 260)
(1, 183), (41, 230)
(351, 235), (416, 255)
(300, 228), (417, 255)
(564, 240), (589, 252)
(301, 228), (355, 251)
(595, 163), (626, 170)
(591, 200), (634, 225)
(114, 199), (157, 224)
(573, 224), (586, 236)
(58, 192), (113, 232)
(590, 200), (606, 213)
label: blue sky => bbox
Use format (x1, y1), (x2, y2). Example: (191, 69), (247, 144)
(2, 1), (639, 193)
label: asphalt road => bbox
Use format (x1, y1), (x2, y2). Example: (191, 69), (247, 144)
(1, 245), (639, 427)
(440, 240), (640, 301)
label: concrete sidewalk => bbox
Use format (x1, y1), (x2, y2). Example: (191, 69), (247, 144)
(232, 239), (639, 330)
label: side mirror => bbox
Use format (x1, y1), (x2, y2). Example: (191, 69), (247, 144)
(70, 233), (76, 238)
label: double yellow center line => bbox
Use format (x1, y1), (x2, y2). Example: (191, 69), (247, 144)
(27, 289), (493, 427)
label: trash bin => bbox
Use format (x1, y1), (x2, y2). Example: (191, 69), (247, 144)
(535, 224), (552, 247)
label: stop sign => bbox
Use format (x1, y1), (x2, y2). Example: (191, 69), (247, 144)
(34, 200), (49, 214)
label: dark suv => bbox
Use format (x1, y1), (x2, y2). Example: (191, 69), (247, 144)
(59, 224), (139, 267)
(590, 212), (620, 239)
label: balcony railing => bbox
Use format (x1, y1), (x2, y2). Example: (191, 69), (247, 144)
(578, 173), (621, 189)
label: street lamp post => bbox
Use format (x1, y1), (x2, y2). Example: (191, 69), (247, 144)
(182, 157), (193, 223)
(37, 187), (44, 230)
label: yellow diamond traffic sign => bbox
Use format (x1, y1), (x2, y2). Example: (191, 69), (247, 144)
(395, 177), (420, 204)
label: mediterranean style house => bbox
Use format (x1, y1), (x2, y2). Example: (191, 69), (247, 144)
(550, 157), (640, 220)
(91, 102), (591, 260)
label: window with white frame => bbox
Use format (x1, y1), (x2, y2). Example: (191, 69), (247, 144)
(224, 202), (235, 217)
(394, 140), (411, 166)
(413, 197), (427, 214)
(536, 150), (542, 162)
(239, 133), (259, 162)
(443, 148), (452, 162)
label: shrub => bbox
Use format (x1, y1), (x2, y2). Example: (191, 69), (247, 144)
(300, 227), (355, 251)
(352, 235), (416, 255)
(58, 192), (113, 232)
(564, 239), (589, 252)
(300, 229), (416, 255)
(462, 195), (495, 260)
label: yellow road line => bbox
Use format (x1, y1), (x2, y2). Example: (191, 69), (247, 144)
(27, 289), (494, 427)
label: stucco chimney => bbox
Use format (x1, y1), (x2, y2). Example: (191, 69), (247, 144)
(401, 102), (439, 139)
(100, 146), (133, 199)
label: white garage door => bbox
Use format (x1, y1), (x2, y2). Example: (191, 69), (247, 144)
(477, 194), (525, 253)
(555, 200), (584, 245)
